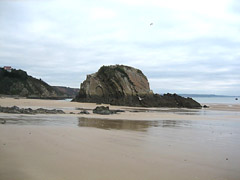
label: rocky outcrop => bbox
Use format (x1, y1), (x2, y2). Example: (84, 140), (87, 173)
(78, 110), (90, 114)
(73, 65), (201, 108)
(93, 106), (115, 115)
(93, 106), (125, 115)
(0, 106), (65, 114)
(0, 68), (65, 99)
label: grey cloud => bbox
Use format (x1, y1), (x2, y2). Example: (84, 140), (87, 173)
(133, 38), (240, 51)
(0, 0), (240, 95)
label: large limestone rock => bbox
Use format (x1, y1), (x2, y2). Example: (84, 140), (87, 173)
(73, 65), (201, 108)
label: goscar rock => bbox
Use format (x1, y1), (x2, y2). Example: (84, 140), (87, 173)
(73, 65), (201, 109)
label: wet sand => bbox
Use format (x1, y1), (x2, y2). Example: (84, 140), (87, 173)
(0, 97), (240, 180)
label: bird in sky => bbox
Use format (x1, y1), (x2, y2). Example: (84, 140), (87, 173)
(150, 23), (153, 26)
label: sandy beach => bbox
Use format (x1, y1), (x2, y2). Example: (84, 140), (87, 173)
(0, 97), (240, 180)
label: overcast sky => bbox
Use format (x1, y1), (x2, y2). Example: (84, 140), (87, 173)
(0, 0), (240, 95)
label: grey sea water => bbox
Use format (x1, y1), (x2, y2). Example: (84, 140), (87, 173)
(190, 96), (240, 104)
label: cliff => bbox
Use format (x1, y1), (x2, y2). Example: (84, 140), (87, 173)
(73, 65), (201, 108)
(52, 86), (79, 98)
(0, 68), (64, 99)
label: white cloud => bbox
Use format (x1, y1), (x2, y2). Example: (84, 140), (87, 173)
(27, 20), (53, 34)
(114, 0), (231, 15)
(90, 7), (117, 20)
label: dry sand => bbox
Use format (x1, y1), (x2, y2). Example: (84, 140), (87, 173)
(0, 97), (240, 180)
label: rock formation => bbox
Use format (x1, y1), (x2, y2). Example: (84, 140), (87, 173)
(73, 65), (201, 108)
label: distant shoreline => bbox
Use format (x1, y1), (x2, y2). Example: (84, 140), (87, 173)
(180, 94), (240, 98)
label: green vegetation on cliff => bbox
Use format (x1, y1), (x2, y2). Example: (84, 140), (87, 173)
(0, 68), (64, 98)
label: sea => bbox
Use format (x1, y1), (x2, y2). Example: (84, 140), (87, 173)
(186, 96), (240, 104)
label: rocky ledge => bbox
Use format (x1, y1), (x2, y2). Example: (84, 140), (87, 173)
(0, 106), (65, 114)
(93, 106), (125, 115)
(73, 65), (201, 109)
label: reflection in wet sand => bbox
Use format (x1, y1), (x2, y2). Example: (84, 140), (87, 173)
(78, 117), (154, 131)
(1, 115), (191, 131)
(78, 117), (190, 131)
